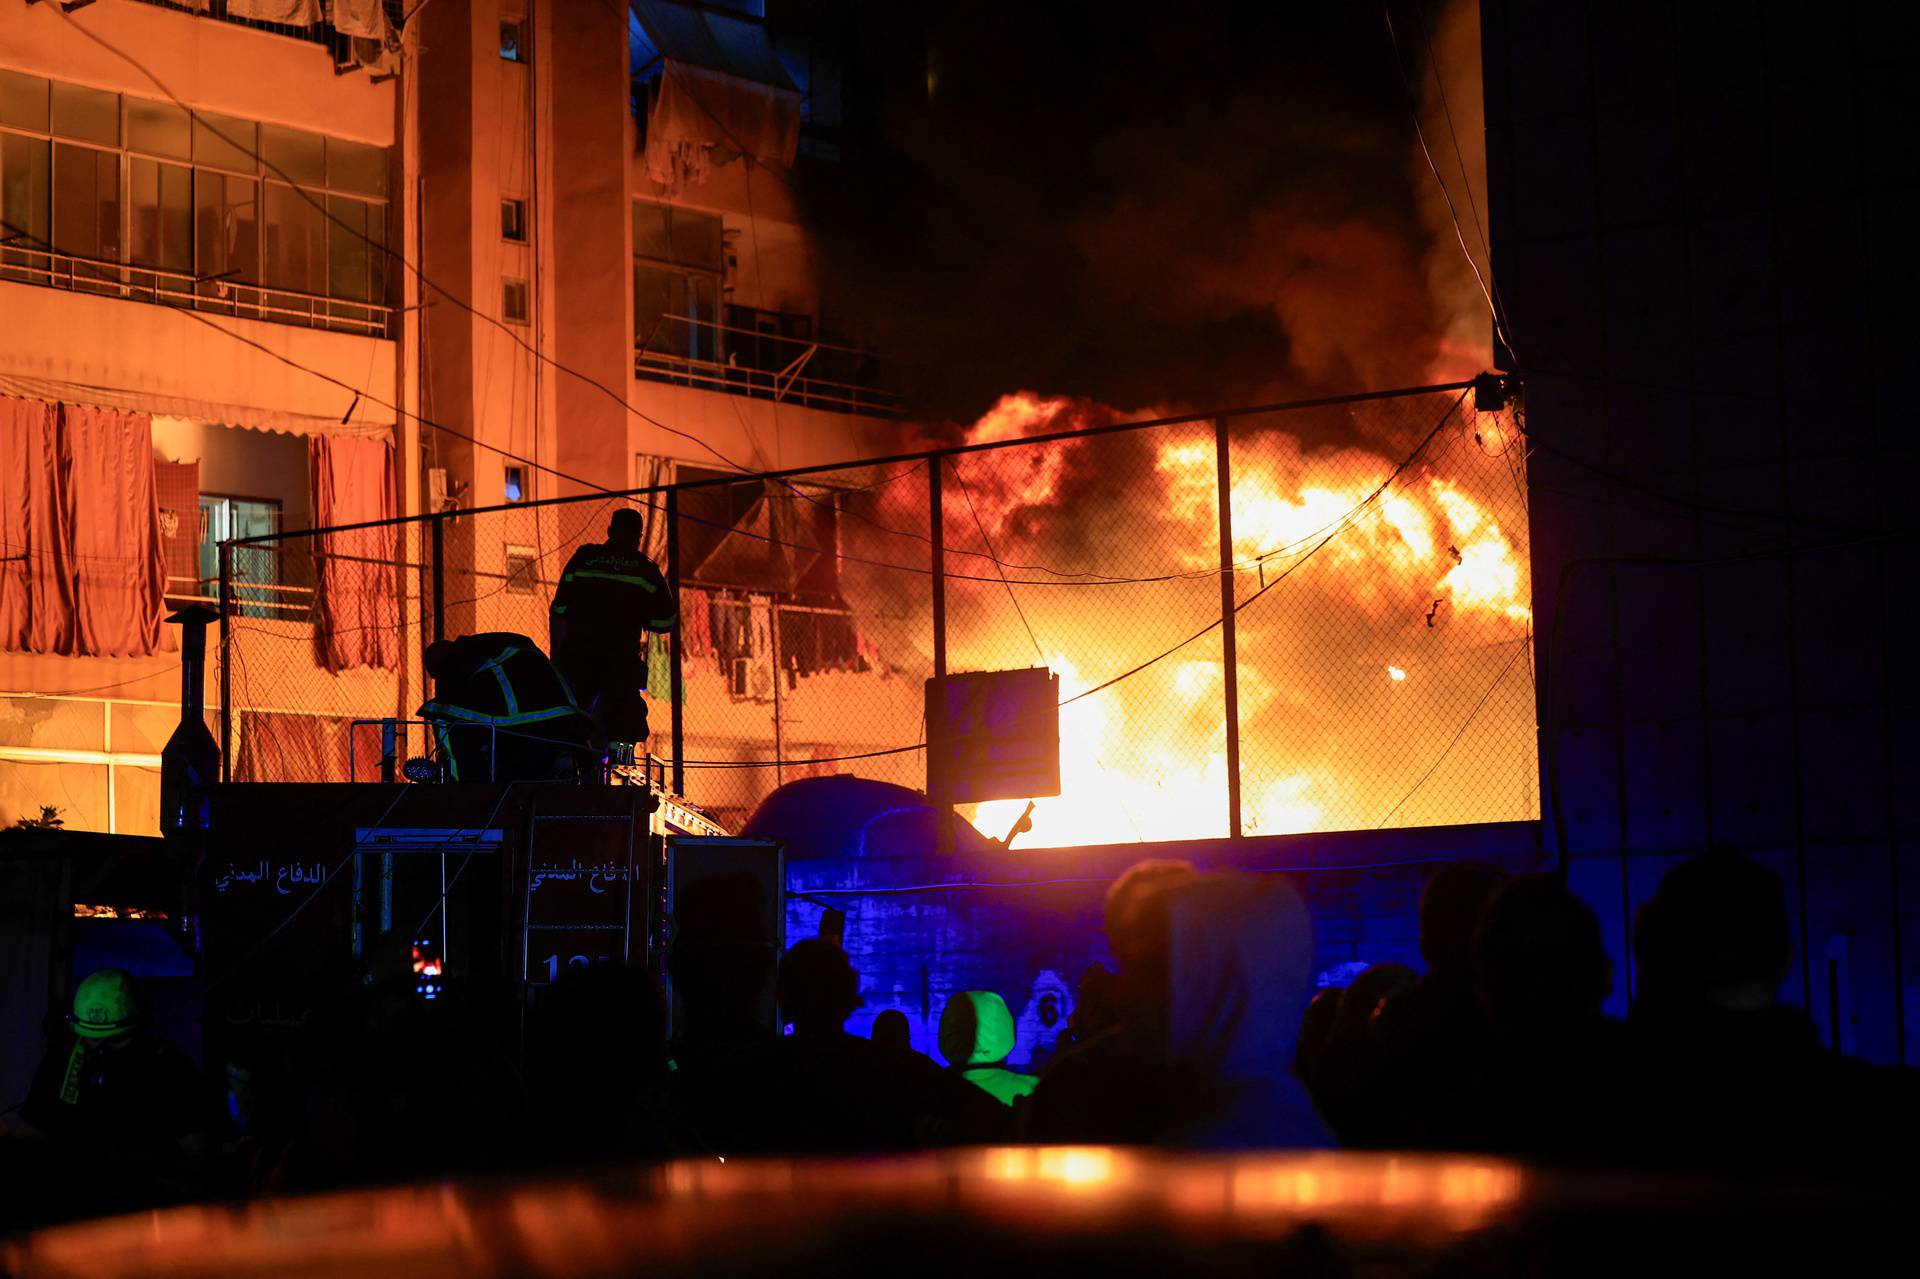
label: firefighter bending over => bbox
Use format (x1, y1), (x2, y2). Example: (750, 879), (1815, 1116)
(419, 632), (593, 782)
(550, 507), (677, 757)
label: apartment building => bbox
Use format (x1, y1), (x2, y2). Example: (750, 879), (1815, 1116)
(0, 0), (899, 834)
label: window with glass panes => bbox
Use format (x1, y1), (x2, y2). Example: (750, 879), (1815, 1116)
(0, 68), (390, 312)
(633, 200), (723, 363)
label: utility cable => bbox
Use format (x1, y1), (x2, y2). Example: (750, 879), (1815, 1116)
(948, 455), (1046, 664)
(1382, 4), (1518, 364)
(661, 390), (1468, 771)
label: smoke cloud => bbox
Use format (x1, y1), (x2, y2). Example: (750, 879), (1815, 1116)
(795, 0), (1490, 421)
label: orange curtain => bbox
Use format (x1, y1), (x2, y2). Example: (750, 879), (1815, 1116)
(63, 404), (169, 657)
(310, 434), (397, 671)
(0, 397), (166, 657)
(235, 710), (384, 783)
(0, 397), (73, 653)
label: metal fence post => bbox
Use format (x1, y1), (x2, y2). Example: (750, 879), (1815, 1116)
(218, 541), (233, 784)
(1215, 418), (1243, 838)
(930, 458), (946, 684)
(666, 487), (685, 796)
(430, 514), (445, 643)
(930, 458), (950, 851)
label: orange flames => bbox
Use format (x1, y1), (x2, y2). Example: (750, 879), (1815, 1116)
(944, 392), (1534, 847)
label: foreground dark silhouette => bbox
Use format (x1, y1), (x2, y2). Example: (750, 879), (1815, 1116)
(5, 850), (1914, 1239)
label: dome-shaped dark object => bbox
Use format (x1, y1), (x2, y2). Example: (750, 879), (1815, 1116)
(740, 776), (994, 866)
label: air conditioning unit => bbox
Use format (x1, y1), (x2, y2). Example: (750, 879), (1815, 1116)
(728, 658), (774, 701)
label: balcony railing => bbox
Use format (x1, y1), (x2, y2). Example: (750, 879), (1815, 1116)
(637, 314), (900, 418)
(0, 243), (394, 339)
(167, 576), (316, 620)
(126, 0), (406, 61)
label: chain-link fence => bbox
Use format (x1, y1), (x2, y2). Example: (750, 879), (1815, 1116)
(221, 382), (1537, 842)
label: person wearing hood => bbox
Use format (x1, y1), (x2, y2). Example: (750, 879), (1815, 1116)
(1153, 873), (1332, 1148)
(1027, 866), (1329, 1148)
(938, 991), (1037, 1107)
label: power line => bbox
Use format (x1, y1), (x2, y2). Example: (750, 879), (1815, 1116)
(1381, 4), (1518, 365)
(51, 7), (1489, 595)
(947, 455), (1045, 663)
(1058, 392), (1468, 709)
(665, 390), (1470, 772)
(1373, 635), (1529, 829)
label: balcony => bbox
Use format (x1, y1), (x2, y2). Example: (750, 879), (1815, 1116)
(0, 242), (394, 340)
(635, 311), (899, 418)
(126, 0), (406, 66)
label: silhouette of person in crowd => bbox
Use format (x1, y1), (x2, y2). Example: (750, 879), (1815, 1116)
(1025, 861), (1196, 1142)
(1627, 849), (1912, 1175)
(1029, 864), (1328, 1147)
(666, 872), (784, 1157)
(1471, 875), (1633, 1163)
(764, 939), (1008, 1152)
(869, 1009), (915, 1054)
(525, 963), (671, 1165)
(1311, 866), (1501, 1148)
(1295, 986), (1344, 1079)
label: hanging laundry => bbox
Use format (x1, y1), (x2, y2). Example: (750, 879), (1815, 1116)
(647, 631), (673, 700)
(748, 595), (773, 667)
(681, 588), (712, 659)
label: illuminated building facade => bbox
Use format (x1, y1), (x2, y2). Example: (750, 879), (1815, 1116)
(0, 0), (894, 833)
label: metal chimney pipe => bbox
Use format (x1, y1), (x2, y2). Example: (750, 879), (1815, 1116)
(160, 603), (221, 836)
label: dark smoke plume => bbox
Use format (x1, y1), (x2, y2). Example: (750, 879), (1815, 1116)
(790, 0), (1485, 421)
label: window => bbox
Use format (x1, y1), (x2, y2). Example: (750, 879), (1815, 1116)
(327, 193), (384, 303)
(263, 181), (326, 294)
(52, 143), (118, 263)
(500, 20), (526, 62)
(126, 98), (190, 161)
(195, 169), (259, 285)
(505, 544), (538, 595)
(503, 277), (529, 323)
(261, 123), (325, 186)
(632, 200), (722, 269)
(0, 69), (50, 132)
(129, 156), (192, 272)
(326, 137), (387, 198)
(503, 466), (526, 502)
(632, 200), (722, 362)
(1, 76), (393, 317)
(198, 496), (281, 616)
(50, 82), (117, 146)
(1, 134), (51, 253)
(500, 197), (526, 242)
(192, 110), (256, 174)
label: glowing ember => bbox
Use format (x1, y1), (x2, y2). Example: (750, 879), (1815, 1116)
(1387, 665), (1407, 682)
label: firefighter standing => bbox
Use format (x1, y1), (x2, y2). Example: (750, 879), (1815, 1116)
(549, 508), (677, 757)
(419, 632), (593, 782)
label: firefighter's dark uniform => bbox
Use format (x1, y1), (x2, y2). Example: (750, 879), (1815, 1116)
(419, 632), (592, 782)
(549, 541), (677, 746)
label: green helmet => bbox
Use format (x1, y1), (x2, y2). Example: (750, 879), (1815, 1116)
(939, 990), (1017, 1068)
(70, 968), (143, 1040)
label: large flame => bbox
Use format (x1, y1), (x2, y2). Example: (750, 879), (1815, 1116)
(941, 392), (1534, 847)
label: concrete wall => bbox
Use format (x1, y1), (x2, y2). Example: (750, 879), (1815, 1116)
(788, 820), (1545, 1064)
(1483, 2), (1919, 1063)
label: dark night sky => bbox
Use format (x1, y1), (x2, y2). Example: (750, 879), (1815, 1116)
(786, 1), (1471, 421)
